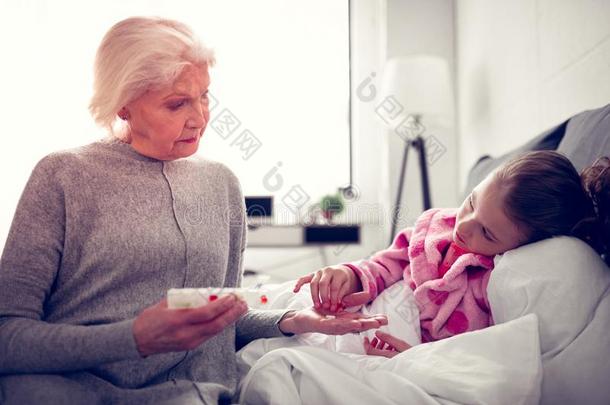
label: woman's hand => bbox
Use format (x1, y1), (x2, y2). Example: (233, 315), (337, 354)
(132, 294), (248, 357)
(278, 307), (388, 335)
(363, 330), (412, 358)
(293, 265), (364, 312)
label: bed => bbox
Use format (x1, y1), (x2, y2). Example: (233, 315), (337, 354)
(237, 103), (610, 405)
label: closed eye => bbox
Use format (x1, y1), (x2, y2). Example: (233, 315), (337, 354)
(470, 194), (495, 243)
(168, 100), (186, 110)
(482, 228), (493, 241)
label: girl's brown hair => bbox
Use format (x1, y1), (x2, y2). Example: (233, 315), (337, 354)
(494, 151), (610, 265)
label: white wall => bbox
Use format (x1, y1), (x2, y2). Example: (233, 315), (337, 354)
(456, 0), (610, 191)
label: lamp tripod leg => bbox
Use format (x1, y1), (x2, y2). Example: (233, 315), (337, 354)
(390, 139), (410, 245)
(389, 135), (432, 246)
(413, 136), (432, 211)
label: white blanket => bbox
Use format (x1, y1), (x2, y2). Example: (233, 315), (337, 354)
(238, 282), (542, 405)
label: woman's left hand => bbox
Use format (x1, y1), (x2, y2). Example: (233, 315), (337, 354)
(363, 330), (412, 358)
(279, 307), (388, 335)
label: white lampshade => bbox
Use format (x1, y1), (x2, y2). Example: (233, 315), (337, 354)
(379, 55), (453, 128)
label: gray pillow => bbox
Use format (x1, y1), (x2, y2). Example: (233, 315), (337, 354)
(462, 102), (610, 199)
(462, 121), (567, 199)
(557, 103), (610, 172)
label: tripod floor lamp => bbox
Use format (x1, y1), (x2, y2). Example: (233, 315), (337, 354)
(380, 56), (453, 244)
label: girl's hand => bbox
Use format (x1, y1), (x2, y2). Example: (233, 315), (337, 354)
(279, 307), (388, 335)
(132, 294), (248, 357)
(293, 265), (363, 312)
(363, 330), (412, 358)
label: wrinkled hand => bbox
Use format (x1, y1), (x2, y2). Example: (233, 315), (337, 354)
(293, 265), (365, 312)
(279, 306), (388, 335)
(363, 330), (412, 358)
(133, 294), (248, 357)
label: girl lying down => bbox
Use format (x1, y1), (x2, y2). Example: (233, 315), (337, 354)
(289, 151), (610, 358)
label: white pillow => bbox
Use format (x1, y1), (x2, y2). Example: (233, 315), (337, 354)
(488, 236), (610, 405)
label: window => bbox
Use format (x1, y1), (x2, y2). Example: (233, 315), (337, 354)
(0, 0), (350, 230)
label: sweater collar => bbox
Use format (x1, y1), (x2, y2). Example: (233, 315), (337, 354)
(99, 137), (161, 163)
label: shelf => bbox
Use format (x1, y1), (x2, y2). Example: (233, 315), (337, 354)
(247, 224), (361, 247)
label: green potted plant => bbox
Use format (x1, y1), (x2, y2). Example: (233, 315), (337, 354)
(319, 193), (345, 223)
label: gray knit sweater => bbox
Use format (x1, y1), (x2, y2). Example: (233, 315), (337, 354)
(0, 138), (287, 403)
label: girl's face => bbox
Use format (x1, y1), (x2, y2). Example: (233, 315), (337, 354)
(454, 174), (528, 256)
(122, 63), (210, 161)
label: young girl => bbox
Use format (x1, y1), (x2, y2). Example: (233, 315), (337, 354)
(293, 150), (610, 357)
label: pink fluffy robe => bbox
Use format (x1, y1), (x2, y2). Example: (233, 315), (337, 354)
(346, 208), (495, 342)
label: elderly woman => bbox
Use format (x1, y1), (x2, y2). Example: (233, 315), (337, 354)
(0, 17), (386, 404)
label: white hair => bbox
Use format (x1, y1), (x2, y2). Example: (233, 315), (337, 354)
(89, 16), (215, 139)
